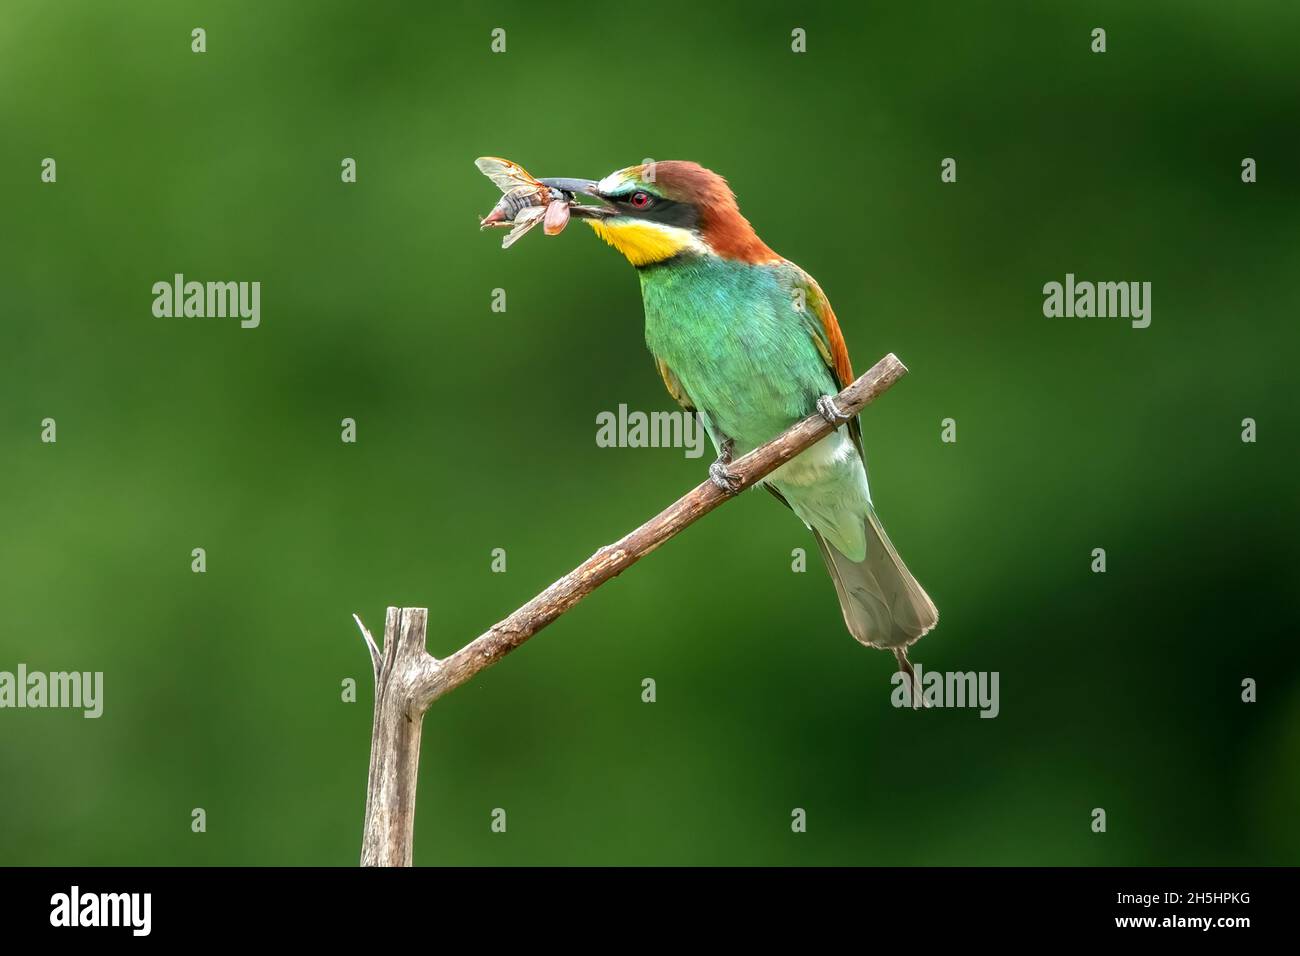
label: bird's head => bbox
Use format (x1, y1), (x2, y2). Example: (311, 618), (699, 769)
(546, 161), (777, 268)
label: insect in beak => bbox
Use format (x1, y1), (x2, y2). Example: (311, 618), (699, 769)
(476, 158), (621, 248)
(539, 179), (616, 221)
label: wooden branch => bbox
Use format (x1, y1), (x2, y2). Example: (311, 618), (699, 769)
(355, 352), (908, 865)
(352, 613), (381, 683)
(359, 608), (429, 867)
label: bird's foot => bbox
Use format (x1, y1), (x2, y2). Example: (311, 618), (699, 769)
(708, 439), (742, 494)
(816, 394), (851, 426)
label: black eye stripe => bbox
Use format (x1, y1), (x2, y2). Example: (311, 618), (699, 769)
(616, 193), (699, 230)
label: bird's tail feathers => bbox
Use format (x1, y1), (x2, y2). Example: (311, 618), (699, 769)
(813, 508), (938, 662)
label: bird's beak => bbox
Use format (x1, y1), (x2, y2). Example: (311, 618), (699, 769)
(538, 177), (600, 195)
(539, 177), (615, 219)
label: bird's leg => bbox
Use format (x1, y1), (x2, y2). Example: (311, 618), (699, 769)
(816, 394), (852, 427)
(708, 437), (743, 494)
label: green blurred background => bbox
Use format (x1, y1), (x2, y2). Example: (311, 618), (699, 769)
(2, 0), (1297, 865)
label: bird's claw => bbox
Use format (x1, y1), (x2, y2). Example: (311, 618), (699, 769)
(816, 395), (851, 426)
(708, 461), (742, 494)
(708, 439), (742, 493)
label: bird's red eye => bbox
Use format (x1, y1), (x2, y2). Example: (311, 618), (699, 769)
(629, 191), (652, 209)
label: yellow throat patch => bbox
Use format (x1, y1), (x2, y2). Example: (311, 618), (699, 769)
(585, 218), (697, 267)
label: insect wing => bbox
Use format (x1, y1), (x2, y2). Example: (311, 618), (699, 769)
(501, 205), (545, 248)
(475, 156), (543, 195)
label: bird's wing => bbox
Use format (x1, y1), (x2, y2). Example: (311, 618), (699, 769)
(784, 262), (862, 455)
(654, 355), (696, 412)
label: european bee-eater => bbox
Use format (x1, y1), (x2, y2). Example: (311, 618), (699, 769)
(542, 162), (938, 670)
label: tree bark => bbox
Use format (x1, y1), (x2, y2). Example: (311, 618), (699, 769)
(359, 608), (431, 867)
